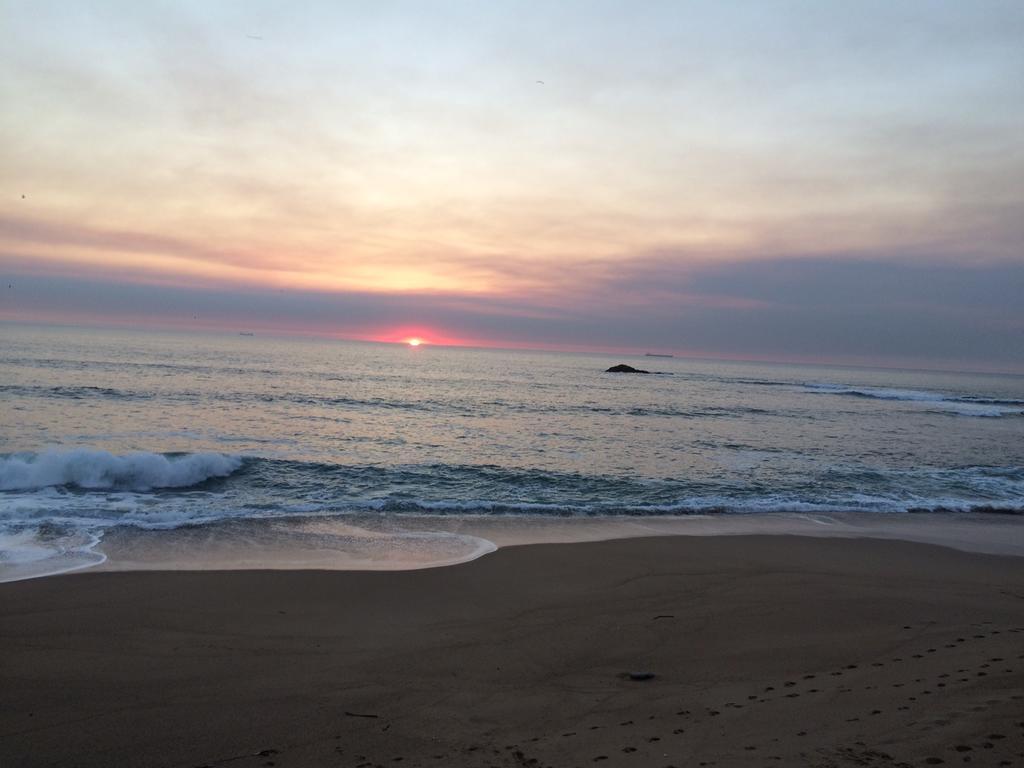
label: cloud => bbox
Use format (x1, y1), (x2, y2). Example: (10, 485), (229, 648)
(3, 2), (1023, 371)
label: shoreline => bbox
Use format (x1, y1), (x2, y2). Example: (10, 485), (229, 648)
(88, 510), (1024, 579)
(4, 509), (1022, 584)
(3, 534), (1023, 767)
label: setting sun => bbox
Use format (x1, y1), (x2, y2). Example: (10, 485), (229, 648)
(407, 338), (422, 347)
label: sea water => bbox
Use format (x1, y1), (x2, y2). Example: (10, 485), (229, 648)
(2, 324), (1022, 580)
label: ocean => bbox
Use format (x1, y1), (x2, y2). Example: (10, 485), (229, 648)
(2, 324), (1023, 581)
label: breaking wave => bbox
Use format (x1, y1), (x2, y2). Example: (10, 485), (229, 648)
(0, 450), (243, 491)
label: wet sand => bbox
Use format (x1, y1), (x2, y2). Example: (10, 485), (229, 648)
(2, 535), (1023, 768)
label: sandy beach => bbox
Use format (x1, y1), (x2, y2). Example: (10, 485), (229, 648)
(2, 534), (1023, 768)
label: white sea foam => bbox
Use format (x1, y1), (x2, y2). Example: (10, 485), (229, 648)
(935, 402), (1024, 418)
(0, 449), (243, 491)
(0, 528), (107, 582)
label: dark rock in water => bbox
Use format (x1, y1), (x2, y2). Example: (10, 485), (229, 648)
(626, 671), (656, 681)
(606, 364), (650, 374)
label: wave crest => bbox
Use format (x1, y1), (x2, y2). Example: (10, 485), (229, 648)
(0, 450), (243, 491)
(803, 383), (1024, 417)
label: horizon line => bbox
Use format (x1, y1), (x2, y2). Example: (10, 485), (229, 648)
(4, 317), (1021, 378)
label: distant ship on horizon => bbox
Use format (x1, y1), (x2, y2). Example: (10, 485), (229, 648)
(239, 332), (255, 336)
(644, 352), (673, 358)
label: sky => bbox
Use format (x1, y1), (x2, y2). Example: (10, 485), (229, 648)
(2, 1), (1023, 371)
